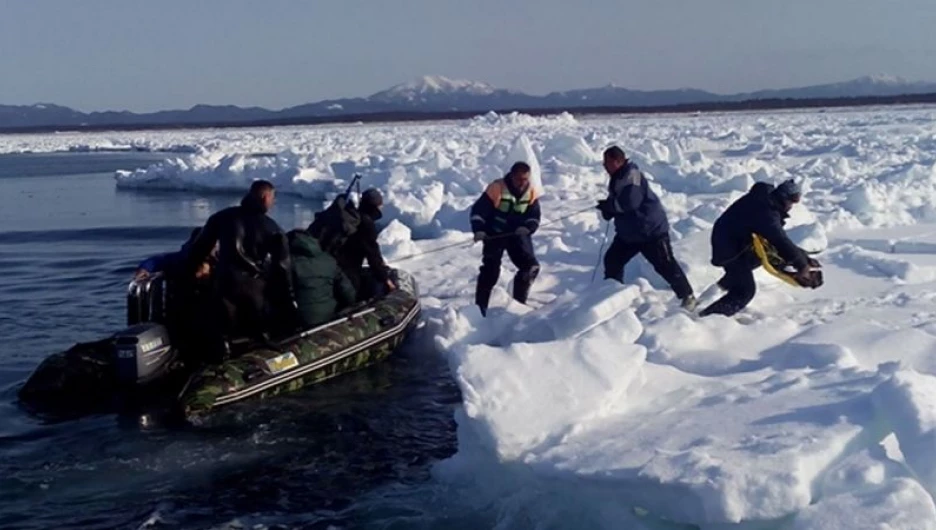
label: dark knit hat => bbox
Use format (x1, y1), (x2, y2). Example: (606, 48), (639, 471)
(772, 179), (801, 202)
(361, 188), (383, 208)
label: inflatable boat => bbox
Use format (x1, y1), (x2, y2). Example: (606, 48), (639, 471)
(17, 268), (421, 425)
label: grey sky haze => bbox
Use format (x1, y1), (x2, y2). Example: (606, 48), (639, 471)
(1, 0), (934, 112)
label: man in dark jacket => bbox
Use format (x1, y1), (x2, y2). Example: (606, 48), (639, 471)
(335, 188), (395, 301)
(596, 146), (696, 309)
(470, 161), (541, 316)
(288, 230), (357, 328)
(131, 228), (217, 356)
(134, 228), (215, 281)
(186, 180), (293, 341)
(699, 179), (818, 317)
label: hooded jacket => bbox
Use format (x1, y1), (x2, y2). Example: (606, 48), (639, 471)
(710, 181), (808, 270)
(289, 230), (356, 328)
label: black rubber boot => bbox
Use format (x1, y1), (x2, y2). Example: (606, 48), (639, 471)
(512, 265), (540, 304)
(475, 282), (492, 317)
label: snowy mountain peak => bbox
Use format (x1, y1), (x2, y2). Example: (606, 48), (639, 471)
(851, 74), (913, 86)
(29, 102), (70, 110)
(369, 75), (497, 102)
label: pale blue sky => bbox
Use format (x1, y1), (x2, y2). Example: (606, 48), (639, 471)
(1, 0), (934, 112)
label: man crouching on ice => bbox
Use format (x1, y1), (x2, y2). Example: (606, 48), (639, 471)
(470, 161), (541, 316)
(699, 179), (820, 317)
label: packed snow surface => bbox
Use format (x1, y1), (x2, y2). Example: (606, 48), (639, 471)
(12, 104), (936, 528)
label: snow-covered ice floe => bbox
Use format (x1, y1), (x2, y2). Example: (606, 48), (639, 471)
(12, 105), (936, 527)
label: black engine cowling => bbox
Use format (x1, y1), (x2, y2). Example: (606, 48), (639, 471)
(114, 323), (177, 385)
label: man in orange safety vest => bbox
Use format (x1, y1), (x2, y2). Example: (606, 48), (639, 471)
(469, 161), (541, 316)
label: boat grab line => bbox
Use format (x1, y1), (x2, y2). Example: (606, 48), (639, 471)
(208, 303), (421, 407)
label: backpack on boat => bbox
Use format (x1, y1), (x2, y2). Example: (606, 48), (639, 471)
(308, 175), (362, 255)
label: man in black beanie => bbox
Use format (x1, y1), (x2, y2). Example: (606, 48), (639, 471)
(335, 188), (395, 300)
(699, 178), (820, 317)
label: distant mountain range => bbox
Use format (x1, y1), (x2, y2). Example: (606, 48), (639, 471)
(3, 74), (936, 132)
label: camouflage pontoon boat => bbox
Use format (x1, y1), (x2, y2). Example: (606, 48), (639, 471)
(17, 268), (421, 424)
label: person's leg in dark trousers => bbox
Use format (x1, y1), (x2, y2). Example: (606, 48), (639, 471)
(504, 233), (540, 304)
(238, 277), (268, 337)
(475, 237), (507, 316)
(357, 271), (379, 301)
(603, 236), (641, 283)
(639, 235), (694, 300)
(186, 283), (223, 364)
(699, 253), (759, 317)
(204, 286), (237, 363)
(218, 272), (268, 339)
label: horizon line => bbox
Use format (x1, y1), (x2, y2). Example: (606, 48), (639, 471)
(5, 72), (934, 115)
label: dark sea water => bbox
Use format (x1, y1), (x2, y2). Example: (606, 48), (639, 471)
(0, 152), (466, 530)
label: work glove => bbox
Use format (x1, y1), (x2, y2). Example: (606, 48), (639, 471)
(794, 266), (811, 283)
(596, 199), (614, 221)
(515, 226), (531, 236)
(473, 231), (487, 242)
(794, 264), (822, 288)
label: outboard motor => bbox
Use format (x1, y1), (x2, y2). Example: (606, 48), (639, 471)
(114, 323), (177, 386)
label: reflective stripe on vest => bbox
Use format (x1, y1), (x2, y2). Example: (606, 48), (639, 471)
(483, 179), (537, 230)
(492, 181), (534, 215)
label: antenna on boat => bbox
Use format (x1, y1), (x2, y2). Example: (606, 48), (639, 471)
(343, 174), (363, 202)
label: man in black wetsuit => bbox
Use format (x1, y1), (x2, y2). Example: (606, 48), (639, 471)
(186, 180), (294, 348)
